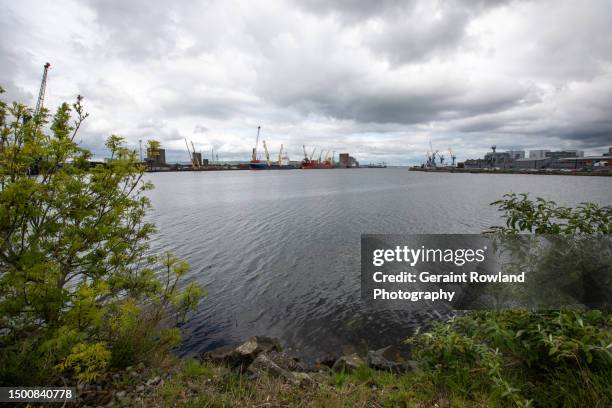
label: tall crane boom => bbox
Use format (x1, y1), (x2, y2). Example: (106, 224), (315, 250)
(278, 144), (283, 165)
(34, 62), (51, 117)
(185, 138), (200, 169)
(191, 141), (201, 168)
(185, 138), (193, 164)
(252, 126), (261, 161)
(262, 140), (271, 166)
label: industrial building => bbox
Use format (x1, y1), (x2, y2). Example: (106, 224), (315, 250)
(507, 150), (525, 160)
(146, 147), (167, 169)
(529, 150), (550, 159)
(462, 147), (610, 171)
(513, 158), (551, 170)
(338, 153), (359, 168)
(545, 150), (584, 159)
(192, 152), (203, 167)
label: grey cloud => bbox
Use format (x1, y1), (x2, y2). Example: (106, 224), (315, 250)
(258, 65), (531, 126)
(2, 0), (612, 165)
(194, 124), (209, 133)
(85, 0), (183, 60)
(0, 9), (35, 104)
(296, 0), (511, 63)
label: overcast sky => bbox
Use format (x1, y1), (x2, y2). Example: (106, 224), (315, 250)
(2, 0), (611, 164)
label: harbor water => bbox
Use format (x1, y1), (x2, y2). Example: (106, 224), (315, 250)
(145, 168), (612, 359)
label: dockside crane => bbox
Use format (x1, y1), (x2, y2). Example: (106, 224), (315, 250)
(278, 144), (284, 166)
(251, 126), (261, 161)
(429, 150), (438, 167)
(448, 148), (456, 166)
(25, 62), (51, 128)
(185, 138), (200, 169)
(310, 147), (316, 161)
(191, 141), (201, 168)
(185, 138), (193, 165)
(34, 62), (51, 118)
(427, 139), (439, 167)
(262, 140), (271, 166)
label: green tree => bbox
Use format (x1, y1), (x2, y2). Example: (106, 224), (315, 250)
(0, 86), (202, 385)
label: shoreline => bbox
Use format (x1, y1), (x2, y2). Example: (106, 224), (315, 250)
(409, 166), (612, 176)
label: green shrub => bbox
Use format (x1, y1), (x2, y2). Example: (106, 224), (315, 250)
(409, 194), (612, 407)
(0, 86), (202, 385)
(410, 310), (612, 407)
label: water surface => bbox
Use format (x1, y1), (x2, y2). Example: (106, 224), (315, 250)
(145, 169), (611, 358)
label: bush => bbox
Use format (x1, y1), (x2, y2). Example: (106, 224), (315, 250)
(409, 194), (612, 407)
(0, 86), (202, 385)
(410, 310), (612, 407)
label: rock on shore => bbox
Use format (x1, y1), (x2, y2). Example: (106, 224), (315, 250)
(202, 335), (418, 378)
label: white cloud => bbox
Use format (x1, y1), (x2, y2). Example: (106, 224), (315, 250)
(1, 0), (611, 165)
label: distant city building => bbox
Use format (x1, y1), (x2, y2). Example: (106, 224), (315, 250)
(529, 149), (550, 159)
(484, 151), (512, 169)
(551, 155), (612, 169)
(513, 158), (551, 169)
(463, 159), (486, 169)
(339, 153), (350, 168)
(507, 150), (525, 160)
(338, 153), (359, 168)
(545, 150), (584, 159)
(460, 147), (610, 171)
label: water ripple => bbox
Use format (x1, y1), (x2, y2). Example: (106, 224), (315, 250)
(144, 169), (612, 359)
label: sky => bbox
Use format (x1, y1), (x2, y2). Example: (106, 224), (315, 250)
(1, 0), (611, 164)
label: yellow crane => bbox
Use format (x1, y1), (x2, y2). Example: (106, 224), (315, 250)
(184, 138), (200, 170)
(191, 141), (202, 168)
(278, 144), (284, 166)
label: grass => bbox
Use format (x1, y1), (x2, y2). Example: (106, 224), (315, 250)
(136, 357), (492, 408)
(133, 356), (611, 407)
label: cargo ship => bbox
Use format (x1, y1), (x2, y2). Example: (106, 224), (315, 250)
(301, 145), (334, 169)
(249, 127), (293, 169)
(270, 144), (293, 169)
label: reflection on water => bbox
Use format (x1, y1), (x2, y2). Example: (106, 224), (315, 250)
(144, 169), (611, 359)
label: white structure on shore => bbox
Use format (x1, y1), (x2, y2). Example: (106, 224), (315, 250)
(529, 149), (550, 159)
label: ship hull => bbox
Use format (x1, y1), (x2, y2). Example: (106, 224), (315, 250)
(301, 162), (333, 169)
(249, 162), (270, 170)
